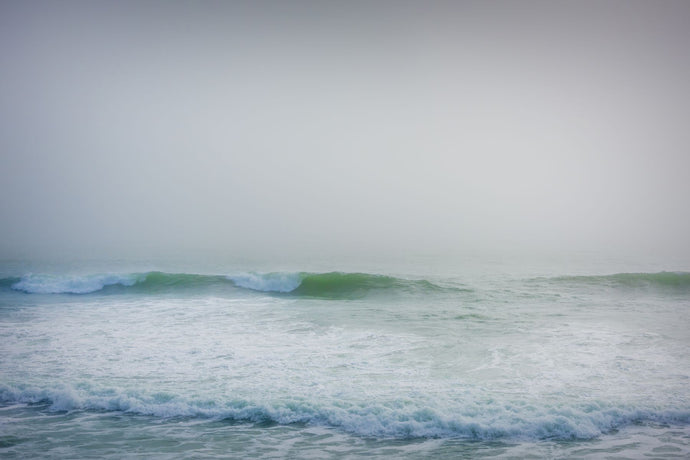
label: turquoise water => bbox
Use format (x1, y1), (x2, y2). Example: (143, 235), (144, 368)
(1, 256), (689, 458)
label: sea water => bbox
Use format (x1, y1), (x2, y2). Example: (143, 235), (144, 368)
(1, 255), (689, 458)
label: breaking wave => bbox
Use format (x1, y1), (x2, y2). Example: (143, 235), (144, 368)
(4, 271), (452, 299)
(1, 384), (688, 440)
(10, 273), (142, 294)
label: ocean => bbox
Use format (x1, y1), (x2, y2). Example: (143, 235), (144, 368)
(1, 255), (689, 458)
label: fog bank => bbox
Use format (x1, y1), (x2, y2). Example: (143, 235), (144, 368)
(1, 1), (689, 262)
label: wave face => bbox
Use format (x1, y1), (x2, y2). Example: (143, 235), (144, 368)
(4, 271), (448, 299)
(291, 272), (445, 299)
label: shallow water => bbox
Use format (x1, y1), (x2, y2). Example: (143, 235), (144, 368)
(1, 256), (689, 458)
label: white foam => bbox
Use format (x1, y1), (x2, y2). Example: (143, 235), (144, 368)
(228, 273), (303, 293)
(3, 265), (689, 445)
(1, 383), (688, 440)
(11, 273), (141, 294)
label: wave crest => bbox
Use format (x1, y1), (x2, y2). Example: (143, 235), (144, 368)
(228, 273), (303, 293)
(3, 271), (450, 298)
(10, 273), (142, 294)
(2, 384), (688, 440)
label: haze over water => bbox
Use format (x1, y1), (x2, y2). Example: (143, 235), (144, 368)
(1, 1), (689, 458)
(2, 0), (690, 261)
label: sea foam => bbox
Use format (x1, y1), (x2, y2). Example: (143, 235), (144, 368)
(1, 383), (688, 440)
(228, 273), (303, 293)
(10, 273), (141, 294)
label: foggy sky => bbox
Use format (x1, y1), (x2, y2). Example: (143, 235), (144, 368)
(1, 1), (689, 261)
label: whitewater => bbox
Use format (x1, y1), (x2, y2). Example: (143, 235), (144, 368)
(1, 258), (689, 458)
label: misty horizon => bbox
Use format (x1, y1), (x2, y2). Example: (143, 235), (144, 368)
(1, 1), (689, 263)
(2, 3), (690, 457)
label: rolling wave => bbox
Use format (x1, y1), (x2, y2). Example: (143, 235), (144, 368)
(1, 384), (688, 440)
(290, 272), (446, 299)
(5, 270), (688, 297)
(3, 271), (452, 299)
(8, 273), (142, 294)
(550, 271), (690, 288)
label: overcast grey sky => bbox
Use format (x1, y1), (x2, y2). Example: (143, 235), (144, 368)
(1, 1), (689, 261)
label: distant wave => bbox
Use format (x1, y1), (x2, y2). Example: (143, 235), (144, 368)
(3, 271), (453, 299)
(1, 384), (688, 440)
(549, 271), (690, 288)
(6, 271), (688, 297)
